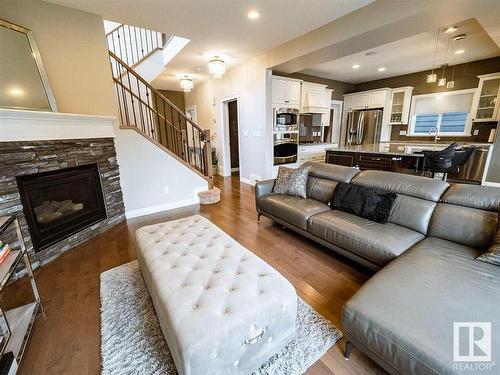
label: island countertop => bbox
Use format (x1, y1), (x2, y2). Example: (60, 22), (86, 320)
(328, 142), (493, 157)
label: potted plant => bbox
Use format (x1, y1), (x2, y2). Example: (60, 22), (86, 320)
(211, 147), (219, 176)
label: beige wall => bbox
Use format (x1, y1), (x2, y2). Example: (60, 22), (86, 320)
(159, 90), (186, 112)
(0, 0), (116, 116)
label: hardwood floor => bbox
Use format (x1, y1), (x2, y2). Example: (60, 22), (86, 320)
(3, 175), (386, 375)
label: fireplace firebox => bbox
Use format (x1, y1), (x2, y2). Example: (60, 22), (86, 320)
(16, 164), (107, 252)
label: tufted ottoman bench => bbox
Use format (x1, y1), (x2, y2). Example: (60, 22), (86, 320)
(135, 215), (297, 375)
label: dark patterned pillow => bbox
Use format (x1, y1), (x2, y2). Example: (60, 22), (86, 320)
(272, 165), (311, 199)
(477, 207), (500, 266)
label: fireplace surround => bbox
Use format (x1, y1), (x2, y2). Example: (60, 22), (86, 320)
(0, 138), (125, 269)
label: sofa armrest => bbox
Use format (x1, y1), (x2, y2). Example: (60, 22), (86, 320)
(255, 179), (275, 211)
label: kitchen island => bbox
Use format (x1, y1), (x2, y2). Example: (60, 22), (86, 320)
(326, 142), (493, 183)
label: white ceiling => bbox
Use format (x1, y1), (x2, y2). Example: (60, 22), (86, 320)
(300, 18), (500, 84)
(44, 0), (373, 90)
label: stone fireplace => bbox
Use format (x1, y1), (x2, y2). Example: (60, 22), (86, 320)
(0, 109), (125, 270)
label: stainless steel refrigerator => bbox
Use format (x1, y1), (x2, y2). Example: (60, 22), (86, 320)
(345, 109), (383, 146)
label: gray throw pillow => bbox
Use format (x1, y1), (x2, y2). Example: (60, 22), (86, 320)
(272, 165), (311, 199)
(477, 207), (500, 266)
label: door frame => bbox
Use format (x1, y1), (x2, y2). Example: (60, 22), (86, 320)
(185, 105), (197, 123)
(220, 94), (242, 177)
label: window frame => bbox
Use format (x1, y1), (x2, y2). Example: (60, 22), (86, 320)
(408, 89), (477, 137)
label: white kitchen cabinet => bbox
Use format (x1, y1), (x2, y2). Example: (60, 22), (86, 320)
(471, 73), (500, 122)
(353, 94), (368, 109)
(389, 87), (413, 124)
(344, 90), (388, 110)
(272, 77), (302, 106)
(344, 95), (355, 111)
(287, 82), (301, 106)
(367, 91), (386, 108)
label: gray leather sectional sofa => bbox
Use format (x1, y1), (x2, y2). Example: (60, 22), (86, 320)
(255, 162), (500, 375)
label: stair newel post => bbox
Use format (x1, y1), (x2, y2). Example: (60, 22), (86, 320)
(203, 129), (214, 190)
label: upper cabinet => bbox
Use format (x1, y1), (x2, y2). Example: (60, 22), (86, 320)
(344, 89), (389, 110)
(389, 87), (413, 125)
(471, 73), (500, 122)
(272, 77), (301, 107)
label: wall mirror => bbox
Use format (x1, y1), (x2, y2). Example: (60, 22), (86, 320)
(0, 19), (58, 111)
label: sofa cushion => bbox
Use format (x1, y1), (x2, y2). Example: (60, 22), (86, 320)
(342, 237), (500, 375)
(258, 195), (330, 230)
(307, 210), (424, 266)
(306, 177), (338, 203)
(428, 203), (497, 249)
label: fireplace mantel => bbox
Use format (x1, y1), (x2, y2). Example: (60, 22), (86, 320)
(0, 108), (116, 142)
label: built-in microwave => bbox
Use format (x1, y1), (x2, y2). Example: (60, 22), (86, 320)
(274, 107), (299, 131)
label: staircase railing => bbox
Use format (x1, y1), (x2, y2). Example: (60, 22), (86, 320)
(106, 24), (168, 68)
(109, 51), (212, 185)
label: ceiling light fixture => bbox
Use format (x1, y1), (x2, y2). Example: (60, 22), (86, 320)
(248, 10), (260, 20)
(180, 76), (193, 92)
(427, 28), (440, 83)
(208, 56), (225, 78)
(378, 67), (386, 72)
(454, 49), (465, 55)
(444, 26), (458, 34)
(352, 64), (360, 69)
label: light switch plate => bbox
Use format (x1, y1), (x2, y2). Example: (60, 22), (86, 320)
(399, 130), (407, 136)
(473, 129), (479, 136)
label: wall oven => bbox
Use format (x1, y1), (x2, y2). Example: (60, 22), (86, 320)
(274, 107), (299, 132)
(273, 132), (298, 165)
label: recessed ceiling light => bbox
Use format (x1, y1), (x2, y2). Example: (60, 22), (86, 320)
(453, 34), (466, 41)
(8, 87), (24, 97)
(352, 64), (360, 69)
(444, 26), (458, 34)
(454, 49), (465, 55)
(378, 67), (386, 72)
(248, 10), (260, 20)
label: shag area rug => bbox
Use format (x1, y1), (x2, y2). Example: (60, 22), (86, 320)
(100, 260), (342, 375)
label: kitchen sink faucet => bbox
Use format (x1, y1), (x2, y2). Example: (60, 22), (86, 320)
(428, 126), (440, 143)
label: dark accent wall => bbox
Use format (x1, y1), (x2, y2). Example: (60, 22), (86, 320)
(272, 71), (355, 100)
(159, 90), (186, 112)
(350, 56), (500, 95)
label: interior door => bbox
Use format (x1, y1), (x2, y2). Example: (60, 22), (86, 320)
(228, 100), (239, 169)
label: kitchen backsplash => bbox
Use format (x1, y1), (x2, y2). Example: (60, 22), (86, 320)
(390, 121), (498, 143)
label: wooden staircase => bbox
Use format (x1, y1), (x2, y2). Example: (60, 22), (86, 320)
(106, 25), (213, 189)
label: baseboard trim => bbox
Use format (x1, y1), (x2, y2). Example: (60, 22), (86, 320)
(483, 181), (500, 187)
(125, 197), (199, 219)
(239, 177), (255, 186)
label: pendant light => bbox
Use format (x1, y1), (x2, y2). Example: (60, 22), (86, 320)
(180, 76), (193, 92)
(446, 34), (465, 89)
(208, 56), (225, 78)
(427, 28), (440, 83)
(438, 65), (447, 87)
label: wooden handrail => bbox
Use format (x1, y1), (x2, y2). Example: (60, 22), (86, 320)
(109, 51), (206, 135)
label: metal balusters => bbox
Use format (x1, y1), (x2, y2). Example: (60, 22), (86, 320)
(108, 51), (210, 178)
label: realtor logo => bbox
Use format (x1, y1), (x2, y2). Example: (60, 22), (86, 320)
(454, 322), (491, 362)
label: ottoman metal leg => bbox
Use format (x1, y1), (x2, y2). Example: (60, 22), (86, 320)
(257, 213), (261, 222)
(344, 341), (353, 360)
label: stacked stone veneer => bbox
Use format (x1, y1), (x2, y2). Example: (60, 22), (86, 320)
(0, 138), (125, 270)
